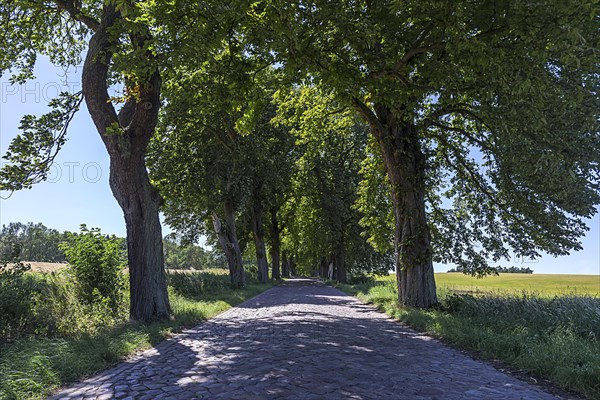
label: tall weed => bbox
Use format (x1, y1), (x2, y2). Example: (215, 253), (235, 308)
(167, 269), (232, 298)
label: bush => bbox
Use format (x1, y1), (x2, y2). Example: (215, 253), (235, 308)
(0, 248), (39, 342)
(1, 268), (128, 342)
(59, 225), (126, 311)
(243, 260), (258, 282)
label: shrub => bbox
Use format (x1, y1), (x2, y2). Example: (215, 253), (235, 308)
(243, 261), (258, 282)
(0, 248), (39, 342)
(59, 225), (126, 311)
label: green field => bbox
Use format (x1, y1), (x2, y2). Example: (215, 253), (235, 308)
(433, 273), (600, 296)
(369, 272), (600, 297)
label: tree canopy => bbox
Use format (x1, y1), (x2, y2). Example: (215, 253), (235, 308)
(1, 0), (598, 310)
(256, 0), (600, 305)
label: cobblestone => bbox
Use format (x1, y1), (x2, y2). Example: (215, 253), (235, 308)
(49, 278), (560, 399)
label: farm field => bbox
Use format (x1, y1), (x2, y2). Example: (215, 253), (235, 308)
(16, 262), (225, 275)
(433, 272), (600, 296)
(20, 261), (68, 273)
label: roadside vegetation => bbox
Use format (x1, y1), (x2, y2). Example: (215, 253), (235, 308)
(336, 274), (600, 399)
(0, 231), (275, 400)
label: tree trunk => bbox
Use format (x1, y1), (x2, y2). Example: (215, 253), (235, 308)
(333, 242), (347, 283)
(212, 200), (245, 288)
(109, 150), (170, 321)
(289, 255), (297, 276)
(371, 104), (437, 308)
(251, 198), (269, 283)
(82, 5), (170, 322)
(319, 256), (328, 279)
(281, 250), (290, 278)
(269, 209), (281, 280)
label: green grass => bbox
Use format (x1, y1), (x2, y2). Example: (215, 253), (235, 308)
(336, 274), (600, 399)
(0, 270), (275, 400)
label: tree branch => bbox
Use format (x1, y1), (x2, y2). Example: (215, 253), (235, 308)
(393, 43), (445, 74)
(82, 5), (119, 141)
(423, 106), (499, 149)
(350, 97), (384, 138)
(435, 134), (532, 236)
(368, 42), (444, 81)
(53, 0), (100, 31)
(427, 121), (494, 152)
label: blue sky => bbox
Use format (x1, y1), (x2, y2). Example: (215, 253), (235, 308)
(0, 58), (598, 275)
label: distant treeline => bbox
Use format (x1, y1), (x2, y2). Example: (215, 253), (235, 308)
(447, 266), (534, 274)
(0, 222), (68, 262)
(0, 222), (219, 269)
(162, 233), (223, 270)
(494, 266), (534, 274)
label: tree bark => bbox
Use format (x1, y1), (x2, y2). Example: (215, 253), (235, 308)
(281, 250), (290, 278)
(82, 5), (170, 322)
(251, 193), (269, 283)
(333, 242), (347, 283)
(370, 104), (437, 308)
(269, 209), (281, 280)
(319, 256), (328, 279)
(212, 200), (245, 288)
(289, 255), (297, 276)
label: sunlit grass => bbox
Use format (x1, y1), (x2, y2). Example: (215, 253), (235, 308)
(435, 273), (600, 296)
(372, 272), (600, 297)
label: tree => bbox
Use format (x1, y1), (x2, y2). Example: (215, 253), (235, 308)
(0, 1), (176, 321)
(147, 20), (284, 286)
(236, 99), (297, 282)
(264, 144), (297, 281)
(148, 85), (248, 287)
(355, 138), (395, 258)
(260, 0), (599, 307)
(276, 84), (392, 282)
(163, 233), (214, 270)
(149, 77), (296, 285)
(0, 222), (68, 262)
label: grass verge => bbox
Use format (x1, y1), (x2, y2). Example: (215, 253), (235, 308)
(335, 278), (600, 400)
(0, 271), (275, 400)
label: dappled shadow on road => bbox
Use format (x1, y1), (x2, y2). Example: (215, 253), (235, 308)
(49, 279), (558, 400)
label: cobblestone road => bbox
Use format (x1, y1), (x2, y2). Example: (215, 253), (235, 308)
(50, 279), (560, 400)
